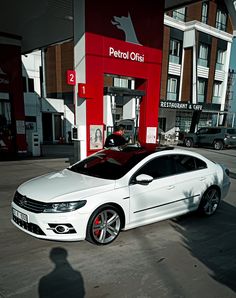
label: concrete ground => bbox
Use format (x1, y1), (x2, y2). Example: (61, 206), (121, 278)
(0, 145), (236, 298)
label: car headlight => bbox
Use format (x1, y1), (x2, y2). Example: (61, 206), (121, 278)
(43, 200), (87, 213)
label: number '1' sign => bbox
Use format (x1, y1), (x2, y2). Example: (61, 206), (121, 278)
(66, 70), (76, 85)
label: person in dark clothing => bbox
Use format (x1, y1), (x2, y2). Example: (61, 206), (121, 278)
(104, 125), (128, 148)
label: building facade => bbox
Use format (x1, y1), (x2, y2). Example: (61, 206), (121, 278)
(159, 0), (234, 143)
(18, 0), (236, 155)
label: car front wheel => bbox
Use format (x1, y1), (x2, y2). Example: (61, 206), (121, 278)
(184, 138), (193, 148)
(213, 140), (223, 150)
(86, 205), (121, 245)
(198, 187), (220, 216)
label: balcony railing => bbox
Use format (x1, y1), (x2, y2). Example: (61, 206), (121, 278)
(212, 96), (221, 104)
(216, 63), (224, 71)
(198, 95), (205, 103)
(169, 55), (180, 64)
(198, 58), (208, 67)
(167, 92), (177, 101)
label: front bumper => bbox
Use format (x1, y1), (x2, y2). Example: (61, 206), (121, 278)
(11, 202), (90, 241)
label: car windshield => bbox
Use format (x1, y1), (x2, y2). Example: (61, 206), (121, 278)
(69, 148), (151, 179)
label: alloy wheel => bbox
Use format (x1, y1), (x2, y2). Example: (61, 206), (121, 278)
(92, 209), (121, 244)
(202, 188), (220, 215)
(214, 140), (223, 150)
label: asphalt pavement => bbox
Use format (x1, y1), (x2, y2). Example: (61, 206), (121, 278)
(0, 145), (236, 298)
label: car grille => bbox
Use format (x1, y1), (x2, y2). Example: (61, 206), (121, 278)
(12, 214), (46, 235)
(13, 191), (48, 213)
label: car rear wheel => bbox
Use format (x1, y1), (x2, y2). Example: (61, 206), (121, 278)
(213, 140), (223, 150)
(184, 138), (193, 148)
(198, 187), (220, 216)
(86, 205), (121, 245)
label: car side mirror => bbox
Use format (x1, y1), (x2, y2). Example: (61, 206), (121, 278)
(135, 174), (153, 185)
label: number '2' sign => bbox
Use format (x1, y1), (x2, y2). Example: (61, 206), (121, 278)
(66, 70), (76, 86)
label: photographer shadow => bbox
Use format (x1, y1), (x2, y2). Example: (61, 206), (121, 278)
(38, 247), (85, 298)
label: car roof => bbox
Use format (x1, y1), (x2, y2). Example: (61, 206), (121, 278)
(104, 144), (205, 158)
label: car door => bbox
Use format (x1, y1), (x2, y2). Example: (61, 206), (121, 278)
(129, 155), (179, 226)
(170, 154), (209, 210)
(197, 128), (209, 145)
(129, 154), (208, 227)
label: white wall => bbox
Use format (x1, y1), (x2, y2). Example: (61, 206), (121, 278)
(22, 51), (41, 95)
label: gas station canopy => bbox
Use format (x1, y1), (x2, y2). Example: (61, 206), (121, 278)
(0, 0), (235, 54)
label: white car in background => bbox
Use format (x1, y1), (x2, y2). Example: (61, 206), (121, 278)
(11, 146), (231, 245)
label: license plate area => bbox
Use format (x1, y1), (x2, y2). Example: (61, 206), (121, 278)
(12, 208), (28, 223)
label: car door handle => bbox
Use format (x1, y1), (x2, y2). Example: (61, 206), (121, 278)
(167, 185), (175, 190)
(200, 177), (206, 181)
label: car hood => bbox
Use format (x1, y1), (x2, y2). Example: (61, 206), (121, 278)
(17, 169), (115, 202)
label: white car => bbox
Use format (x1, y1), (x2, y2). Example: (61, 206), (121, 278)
(11, 146), (231, 245)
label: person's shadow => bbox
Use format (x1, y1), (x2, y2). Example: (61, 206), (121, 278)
(38, 247), (85, 298)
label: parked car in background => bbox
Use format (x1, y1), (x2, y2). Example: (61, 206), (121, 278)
(183, 127), (236, 150)
(11, 145), (230, 245)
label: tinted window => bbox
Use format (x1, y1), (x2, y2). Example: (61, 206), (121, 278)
(227, 129), (236, 134)
(135, 155), (176, 179)
(174, 155), (207, 173)
(195, 157), (207, 169)
(69, 149), (150, 179)
(174, 155), (196, 173)
(197, 128), (208, 134)
(208, 128), (221, 134)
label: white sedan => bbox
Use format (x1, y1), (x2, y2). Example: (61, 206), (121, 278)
(11, 146), (231, 245)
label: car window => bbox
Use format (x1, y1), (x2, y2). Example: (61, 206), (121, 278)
(174, 155), (196, 173)
(195, 157), (207, 169)
(173, 154), (207, 174)
(208, 128), (221, 134)
(197, 128), (208, 134)
(134, 155), (176, 179)
(227, 129), (236, 134)
(69, 149), (150, 179)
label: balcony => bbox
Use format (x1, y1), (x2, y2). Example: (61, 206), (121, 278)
(215, 63), (224, 71)
(169, 55), (180, 64)
(198, 95), (205, 103)
(198, 58), (208, 67)
(212, 96), (222, 104)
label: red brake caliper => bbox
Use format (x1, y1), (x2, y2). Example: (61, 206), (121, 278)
(94, 216), (101, 237)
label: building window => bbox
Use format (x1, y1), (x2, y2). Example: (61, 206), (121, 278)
(213, 81), (222, 104)
(201, 2), (208, 24)
(216, 9), (227, 31)
(173, 7), (186, 21)
(167, 77), (178, 101)
(113, 77), (130, 88)
(216, 49), (225, 70)
(28, 78), (34, 92)
(169, 39), (181, 64)
(197, 79), (207, 103)
(198, 43), (209, 67)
